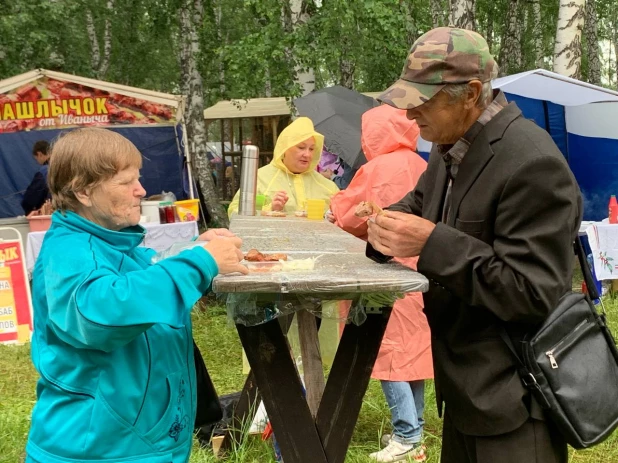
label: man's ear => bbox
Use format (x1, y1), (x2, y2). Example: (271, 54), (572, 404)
(465, 80), (483, 109)
(74, 189), (93, 207)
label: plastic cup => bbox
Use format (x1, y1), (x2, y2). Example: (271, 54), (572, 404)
(174, 199), (200, 221)
(255, 194), (265, 210)
(307, 199), (326, 220)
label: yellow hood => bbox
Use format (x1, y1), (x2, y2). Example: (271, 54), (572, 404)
(272, 117), (324, 172)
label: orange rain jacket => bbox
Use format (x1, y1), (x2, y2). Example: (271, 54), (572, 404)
(330, 104), (433, 381)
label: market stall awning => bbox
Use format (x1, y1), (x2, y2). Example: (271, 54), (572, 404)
(0, 69), (186, 129)
(0, 69), (185, 115)
(204, 92), (382, 120)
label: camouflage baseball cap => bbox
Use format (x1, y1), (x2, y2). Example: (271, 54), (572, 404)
(379, 27), (499, 110)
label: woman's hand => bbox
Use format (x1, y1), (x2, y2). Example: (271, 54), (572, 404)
(271, 191), (289, 211)
(204, 237), (249, 275)
(198, 228), (237, 241)
(325, 209), (336, 223)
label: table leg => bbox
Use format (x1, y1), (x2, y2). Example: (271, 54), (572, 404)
(297, 309), (326, 418)
(237, 319), (329, 463)
(315, 308), (392, 463)
(220, 314), (295, 453)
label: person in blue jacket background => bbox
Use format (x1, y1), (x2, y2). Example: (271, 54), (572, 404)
(21, 140), (51, 215)
(25, 127), (248, 463)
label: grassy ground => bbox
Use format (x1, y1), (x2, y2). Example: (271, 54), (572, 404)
(2, 296), (618, 463)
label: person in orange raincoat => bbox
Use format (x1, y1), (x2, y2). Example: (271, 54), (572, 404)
(330, 104), (433, 463)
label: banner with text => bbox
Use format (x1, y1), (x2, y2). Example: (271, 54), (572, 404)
(0, 239), (33, 345)
(0, 77), (177, 133)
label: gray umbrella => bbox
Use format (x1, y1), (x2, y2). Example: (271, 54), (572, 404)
(293, 86), (380, 170)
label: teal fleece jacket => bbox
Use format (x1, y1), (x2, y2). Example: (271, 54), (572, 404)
(26, 211), (218, 463)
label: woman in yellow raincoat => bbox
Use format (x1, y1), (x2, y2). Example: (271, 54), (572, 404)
(228, 117), (339, 216)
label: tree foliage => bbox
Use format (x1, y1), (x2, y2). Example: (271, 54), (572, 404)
(0, 0), (615, 97)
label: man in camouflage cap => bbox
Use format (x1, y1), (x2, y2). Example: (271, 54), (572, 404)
(367, 27), (581, 463)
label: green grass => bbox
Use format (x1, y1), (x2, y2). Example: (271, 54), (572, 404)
(3, 295), (618, 463)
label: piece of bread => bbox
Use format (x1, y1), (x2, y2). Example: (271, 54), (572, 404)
(354, 201), (383, 217)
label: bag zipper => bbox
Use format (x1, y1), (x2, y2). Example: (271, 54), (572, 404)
(545, 319), (588, 369)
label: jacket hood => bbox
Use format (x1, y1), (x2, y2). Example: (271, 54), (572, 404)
(272, 117), (324, 173)
(361, 105), (420, 161)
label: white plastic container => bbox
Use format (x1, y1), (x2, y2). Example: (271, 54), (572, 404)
(140, 200), (161, 224)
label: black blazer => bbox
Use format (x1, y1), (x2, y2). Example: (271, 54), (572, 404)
(369, 103), (582, 436)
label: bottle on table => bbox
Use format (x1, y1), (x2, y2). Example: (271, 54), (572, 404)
(158, 204), (168, 224)
(161, 201), (176, 224)
(609, 195), (618, 224)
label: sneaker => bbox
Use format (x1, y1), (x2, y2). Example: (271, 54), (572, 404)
(381, 434), (392, 447)
(369, 440), (426, 462)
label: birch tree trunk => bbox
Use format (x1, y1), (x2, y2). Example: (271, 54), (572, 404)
(264, 67), (272, 97)
(431, 0), (446, 28)
(486, 9), (494, 50)
(610, 18), (618, 90)
(339, 41), (355, 89)
(180, 0), (228, 227)
(532, 0), (544, 68)
(450, 0), (475, 30)
(98, 0), (113, 78)
(85, 9), (101, 72)
(584, 0), (601, 85)
(498, 0), (520, 76)
(215, 3), (226, 96)
(290, 0), (315, 96)
(553, 0), (585, 78)
(85, 0), (114, 79)
(399, 0), (418, 47)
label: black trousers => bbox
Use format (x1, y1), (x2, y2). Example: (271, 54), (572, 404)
(441, 411), (568, 463)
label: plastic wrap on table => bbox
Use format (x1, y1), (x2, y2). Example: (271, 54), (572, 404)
(150, 241), (204, 264)
(224, 291), (407, 327)
(213, 216), (428, 327)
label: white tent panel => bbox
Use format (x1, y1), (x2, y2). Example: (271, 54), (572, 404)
(493, 69), (618, 106)
(566, 103), (618, 140)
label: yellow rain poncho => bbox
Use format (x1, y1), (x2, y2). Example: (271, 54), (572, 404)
(228, 117), (339, 216)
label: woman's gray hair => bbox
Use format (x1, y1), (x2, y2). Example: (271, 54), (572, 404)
(443, 82), (493, 108)
(48, 128), (143, 211)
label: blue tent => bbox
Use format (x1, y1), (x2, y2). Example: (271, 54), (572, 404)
(416, 69), (618, 221)
(0, 69), (192, 218)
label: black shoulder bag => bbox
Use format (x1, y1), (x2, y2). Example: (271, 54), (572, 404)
(500, 237), (618, 449)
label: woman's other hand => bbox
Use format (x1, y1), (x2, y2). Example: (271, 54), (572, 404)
(198, 228), (237, 241)
(271, 191), (289, 211)
(204, 237), (249, 275)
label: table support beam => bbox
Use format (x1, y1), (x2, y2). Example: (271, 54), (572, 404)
(237, 319), (329, 463)
(315, 309), (392, 463)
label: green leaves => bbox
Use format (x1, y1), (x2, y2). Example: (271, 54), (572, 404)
(0, 0), (614, 99)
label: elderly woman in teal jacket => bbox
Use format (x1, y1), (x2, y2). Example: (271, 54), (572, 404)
(25, 128), (247, 463)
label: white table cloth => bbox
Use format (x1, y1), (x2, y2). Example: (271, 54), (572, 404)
(26, 221), (199, 274)
(585, 222), (618, 280)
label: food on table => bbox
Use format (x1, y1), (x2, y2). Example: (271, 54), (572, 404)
(260, 210), (287, 217)
(244, 249), (288, 262)
(354, 200), (384, 218)
(294, 210), (307, 217)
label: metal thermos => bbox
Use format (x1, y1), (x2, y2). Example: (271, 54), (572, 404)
(238, 145), (259, 216)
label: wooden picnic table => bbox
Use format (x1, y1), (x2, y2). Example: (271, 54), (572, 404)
(212, 215), (428, 463)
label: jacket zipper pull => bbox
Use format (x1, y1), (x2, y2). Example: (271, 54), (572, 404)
(546, 351), (558, 369)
